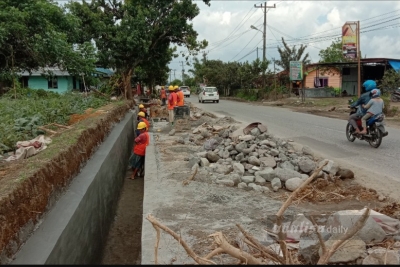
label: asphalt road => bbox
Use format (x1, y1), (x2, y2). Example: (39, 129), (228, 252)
(186, 95), (400, 184)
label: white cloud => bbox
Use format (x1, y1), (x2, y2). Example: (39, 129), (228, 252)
(170, 1), (400, 76)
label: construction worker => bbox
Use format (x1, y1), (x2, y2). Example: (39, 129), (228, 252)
(129, 122), (150, 180)
(136, 111), (150, 137)
(160, 86), (167, 106)
(176, 86), (184, 107)
(138, 104), (149, 120)
(168, 85), (177, 126)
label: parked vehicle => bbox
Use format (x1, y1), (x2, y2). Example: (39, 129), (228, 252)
(346, 101), (388, 148)
(198, 86), (219, 103)
(390, 88), (400, 102)
(179, 86), (191, 97)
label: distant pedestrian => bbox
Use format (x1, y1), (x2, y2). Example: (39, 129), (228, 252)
(168, 85), (177, 126)
(160, 86), (167, 106)
(129, 122), (150, 180)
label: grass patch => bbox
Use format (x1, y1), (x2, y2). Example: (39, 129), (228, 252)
(0, 88), (111, 154)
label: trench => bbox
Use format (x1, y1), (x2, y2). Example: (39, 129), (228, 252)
(10, 111), (146, 264)
(100, 170), (144, 264)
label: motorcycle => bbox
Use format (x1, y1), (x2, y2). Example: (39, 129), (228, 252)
(346, 100), (388, 148)
(390, 88), (400, 102)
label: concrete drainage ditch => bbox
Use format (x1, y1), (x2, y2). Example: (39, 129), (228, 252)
(10, 111), (139, 264)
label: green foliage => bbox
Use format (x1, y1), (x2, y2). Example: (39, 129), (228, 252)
(319, 38), (349, 63)
(171, 79), (182, 87)
(379, 69), (400, 94)
(276, 37), (310, 71)
(381, 95), (392, 116)
(68, 0), (209, 98)
(236, 89), (258, 101)
(0, 0), (97, 81)
(0, 88), (109, 154)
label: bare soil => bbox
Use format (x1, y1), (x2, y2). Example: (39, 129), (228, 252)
(101, 170), (144, 265)
(0, 100), (134, 264)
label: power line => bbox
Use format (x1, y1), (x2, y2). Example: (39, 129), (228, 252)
(236, 39), (263, 62)
(231, 31), (259, 60)
(208, 18), (263, 52)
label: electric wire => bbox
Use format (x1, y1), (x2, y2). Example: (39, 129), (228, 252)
(231, 31), (259, 60)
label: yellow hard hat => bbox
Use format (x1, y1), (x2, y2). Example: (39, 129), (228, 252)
(168, 85), (174, 91)
(138, 111), (145, 117)
(137, 122), (147, 130)
(139, 104), (144, 108)
(174, 85), (179, 89)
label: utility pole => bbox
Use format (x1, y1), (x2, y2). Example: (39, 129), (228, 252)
(272, 57), (277, 100)
(256, 47), (259, 60)
(357, 21), (361, 97)
(173, 69), (176, 80)
(254, 2), (275, 90)
(180, 61), (185, 85)
(169, 71), (172, 83)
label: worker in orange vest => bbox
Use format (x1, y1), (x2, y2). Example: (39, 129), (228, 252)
(160, 86), (167, 106)
(138, 104), (149, 120)
(167, 85), (177, 126)
(129, 122), (150, 180)
(137, 111), (150, 134)
(176, 85), (184, 106)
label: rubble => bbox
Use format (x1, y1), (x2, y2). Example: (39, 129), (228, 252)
(150, 107), (400, 265)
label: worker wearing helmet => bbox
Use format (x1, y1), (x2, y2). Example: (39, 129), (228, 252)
(348, 80), (376, 134)
(138, 104), (149, 120)
(129, 122), (150, 180)
(168, 85), (178, 126)
(136, 111), (150, 136)
(176, 86), (184, 107)
(360, 88), (384, 135)
(160, 86), (167, 106)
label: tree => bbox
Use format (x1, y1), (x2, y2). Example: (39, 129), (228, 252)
(319, 38), (349, 63)
(379, 69), (400, 94)
(0, 0), (97, 88)
(68, 0), (209, 99)
(275, 37), (311, 71)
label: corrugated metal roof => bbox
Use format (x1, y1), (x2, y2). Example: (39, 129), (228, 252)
(17, 67), (70, 76)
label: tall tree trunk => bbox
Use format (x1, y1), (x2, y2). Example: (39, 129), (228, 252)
(122, 69), (133, 100)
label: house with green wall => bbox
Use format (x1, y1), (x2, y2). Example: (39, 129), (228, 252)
(17, 67), (114, 93)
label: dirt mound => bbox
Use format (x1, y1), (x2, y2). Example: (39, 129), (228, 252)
(290, 178), (379, 204)
(376, 202), (400, 219)
(68, 108), (107, 125)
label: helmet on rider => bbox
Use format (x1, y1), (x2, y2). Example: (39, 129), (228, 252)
(362, 80), (376, 92)
(168, 85), (174, 91)
(370, 89), (381, 98)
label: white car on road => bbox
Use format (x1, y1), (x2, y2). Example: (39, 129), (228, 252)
(198, 86), (219, 103)
(180, 86), (191, 98)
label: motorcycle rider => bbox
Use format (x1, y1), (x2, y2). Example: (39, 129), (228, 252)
(360, 89), (384, 135)
(348, 80), (376, 134)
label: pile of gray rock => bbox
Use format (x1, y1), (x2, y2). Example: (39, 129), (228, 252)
(187, 121), (354, 193)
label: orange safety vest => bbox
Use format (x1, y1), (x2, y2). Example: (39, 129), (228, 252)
(168, 92), (177, 110)
(177, 90), (184, 106)
(133, 132), (150, 156)
(141, 117), (150, 131)
(160, 89), (166, 99)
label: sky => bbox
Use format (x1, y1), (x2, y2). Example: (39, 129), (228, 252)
(168, 0), (400, 80)
(55, 0), (400, 81)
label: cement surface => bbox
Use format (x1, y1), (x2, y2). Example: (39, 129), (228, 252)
(141, 128), (306, 264)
